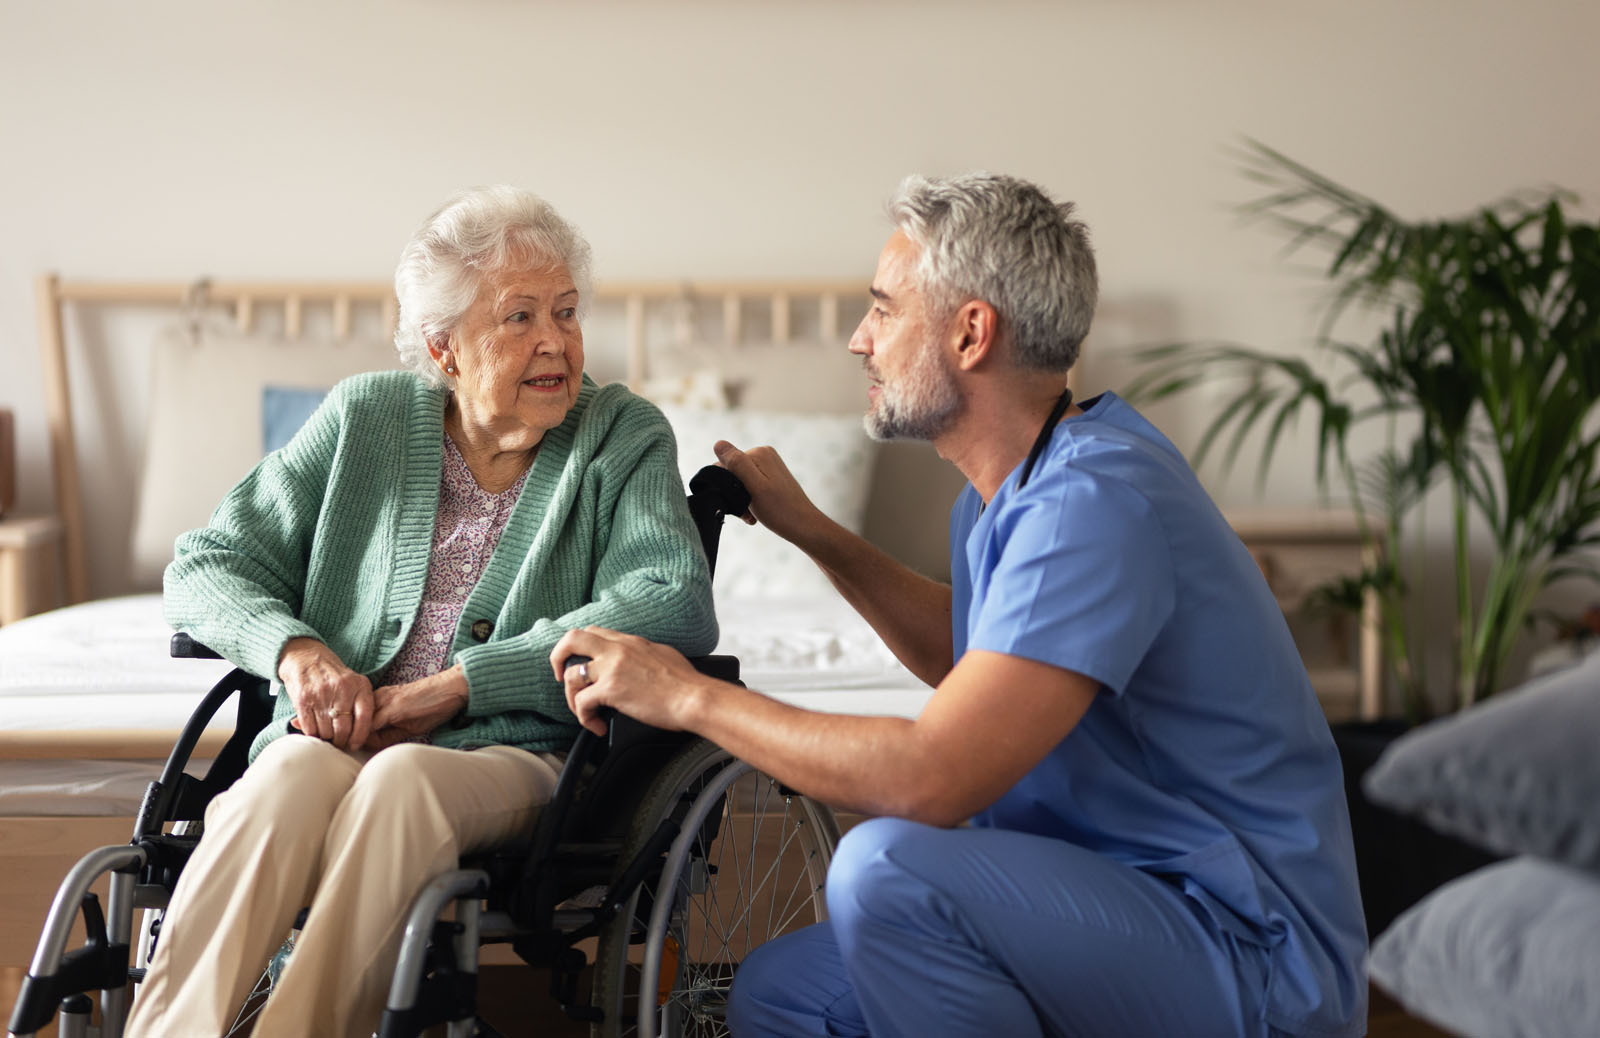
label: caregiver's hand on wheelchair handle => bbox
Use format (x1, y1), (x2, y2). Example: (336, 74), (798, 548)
(712, 440), (826, 546)
(553, 626), (703, 737)
(278, 636), (375, 750)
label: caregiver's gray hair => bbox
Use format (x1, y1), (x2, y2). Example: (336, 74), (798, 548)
(887, 173), (1097, 373)
(394, 185), (594, 389)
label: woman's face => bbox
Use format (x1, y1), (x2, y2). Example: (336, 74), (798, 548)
(434, 262), (585, 448)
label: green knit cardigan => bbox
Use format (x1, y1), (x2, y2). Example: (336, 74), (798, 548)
(163, 370), (718, 761)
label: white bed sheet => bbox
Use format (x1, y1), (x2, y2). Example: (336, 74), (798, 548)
(0, 594), (235, 731)
(0, 591), (933, 815)
(712, 593), (933, 717)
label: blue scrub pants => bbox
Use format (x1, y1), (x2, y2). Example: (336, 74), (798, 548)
(727, 817), (1271, 1038)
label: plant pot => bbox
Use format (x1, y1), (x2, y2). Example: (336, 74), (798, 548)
(1331, 720), (1502, 938)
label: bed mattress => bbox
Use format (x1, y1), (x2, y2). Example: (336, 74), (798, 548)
(0, 595), (233, 814)
(0, 594), (235, 731)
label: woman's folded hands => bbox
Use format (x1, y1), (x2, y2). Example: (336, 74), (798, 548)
(279, 638), (470, 751)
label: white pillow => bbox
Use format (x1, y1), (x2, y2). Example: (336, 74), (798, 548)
(651, 340), (867, 415)
(650, 342), (964, 582)
(131, 326), (401, 587)
(1370, 857), (1600, 1038)
(636, 368), (730, 410)
(658, 406), (878, 601)
(1362, 650), (1600, 869)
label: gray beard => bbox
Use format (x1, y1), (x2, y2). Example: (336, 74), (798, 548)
(863, 368), (962, 442)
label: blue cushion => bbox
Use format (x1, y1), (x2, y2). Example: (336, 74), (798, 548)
(261, 386), (329, 455)
(1370, 856), (1600, 1038)
(1362, 651), (1600, 869)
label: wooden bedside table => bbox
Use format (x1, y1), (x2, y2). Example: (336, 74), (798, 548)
(1228, 510), (1384, 722)
(0, 515), (64, 625)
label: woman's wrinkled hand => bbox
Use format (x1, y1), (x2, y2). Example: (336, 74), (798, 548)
(550, 626), (704, 737)
(365, 665), (471, 751)
(277, 637), (374, 750)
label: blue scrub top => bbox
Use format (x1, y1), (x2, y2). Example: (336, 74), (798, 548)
(951, 392), (1366, 1037)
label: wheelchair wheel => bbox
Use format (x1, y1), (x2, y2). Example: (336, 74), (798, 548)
(590, 739), (839, 1038)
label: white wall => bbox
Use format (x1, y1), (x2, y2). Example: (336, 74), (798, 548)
(3, 0), (1597, 690)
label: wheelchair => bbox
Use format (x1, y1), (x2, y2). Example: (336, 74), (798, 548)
(9, 466), (841, 1038)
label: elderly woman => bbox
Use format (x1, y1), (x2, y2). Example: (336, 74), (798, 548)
(124, 186), (716, 1038)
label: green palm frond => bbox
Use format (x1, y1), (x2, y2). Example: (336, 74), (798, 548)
(1129, 139), (1600, 710)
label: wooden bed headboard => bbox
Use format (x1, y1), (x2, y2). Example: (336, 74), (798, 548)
(36, 273), (893, 604)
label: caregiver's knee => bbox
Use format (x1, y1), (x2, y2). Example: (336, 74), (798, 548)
(825, 817), (930, 921)
(727, 936), (788, 1033)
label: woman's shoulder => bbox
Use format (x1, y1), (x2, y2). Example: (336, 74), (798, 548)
(315, 370), (442, 427)
(283, 370), (442, 460)
(546, 381), (676, 483)
(330, 368), (434, 404)
(578, 380), (672, 439)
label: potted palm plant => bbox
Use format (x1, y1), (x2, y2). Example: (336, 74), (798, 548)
(1131, 141), (1600, 722)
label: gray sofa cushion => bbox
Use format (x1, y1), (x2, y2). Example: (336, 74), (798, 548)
(1362, 651), (1600, 868)
(1369, 856), (1600, 1038)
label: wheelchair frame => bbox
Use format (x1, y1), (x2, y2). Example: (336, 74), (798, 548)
(8, 467), (841, 1038)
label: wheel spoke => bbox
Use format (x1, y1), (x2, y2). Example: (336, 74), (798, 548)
(591, 743), (837, 1038)
(223, 964), (273, 1036)
(717, 811), (806, 944)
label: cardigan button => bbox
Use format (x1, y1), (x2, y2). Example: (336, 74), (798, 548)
(470, 619), (494, 642)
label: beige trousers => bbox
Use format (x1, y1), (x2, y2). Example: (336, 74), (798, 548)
(124, 735), (562, 1038)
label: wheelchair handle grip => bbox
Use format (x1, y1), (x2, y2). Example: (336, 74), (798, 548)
(688, 465), (751, 518)
(687, 465), (749, 577)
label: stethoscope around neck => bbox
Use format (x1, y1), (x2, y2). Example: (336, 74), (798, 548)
(1016, 386), (1075, 490)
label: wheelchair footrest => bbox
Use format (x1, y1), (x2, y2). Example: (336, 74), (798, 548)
(7, 951), (134, 1037)
(376, 920), (478, 1038)
(7, 894), (130, 1037)
(555, 884), (608, 910)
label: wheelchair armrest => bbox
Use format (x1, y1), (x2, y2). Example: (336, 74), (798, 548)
(170, 633), (223, 660)
(137, 667), (274, 837)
